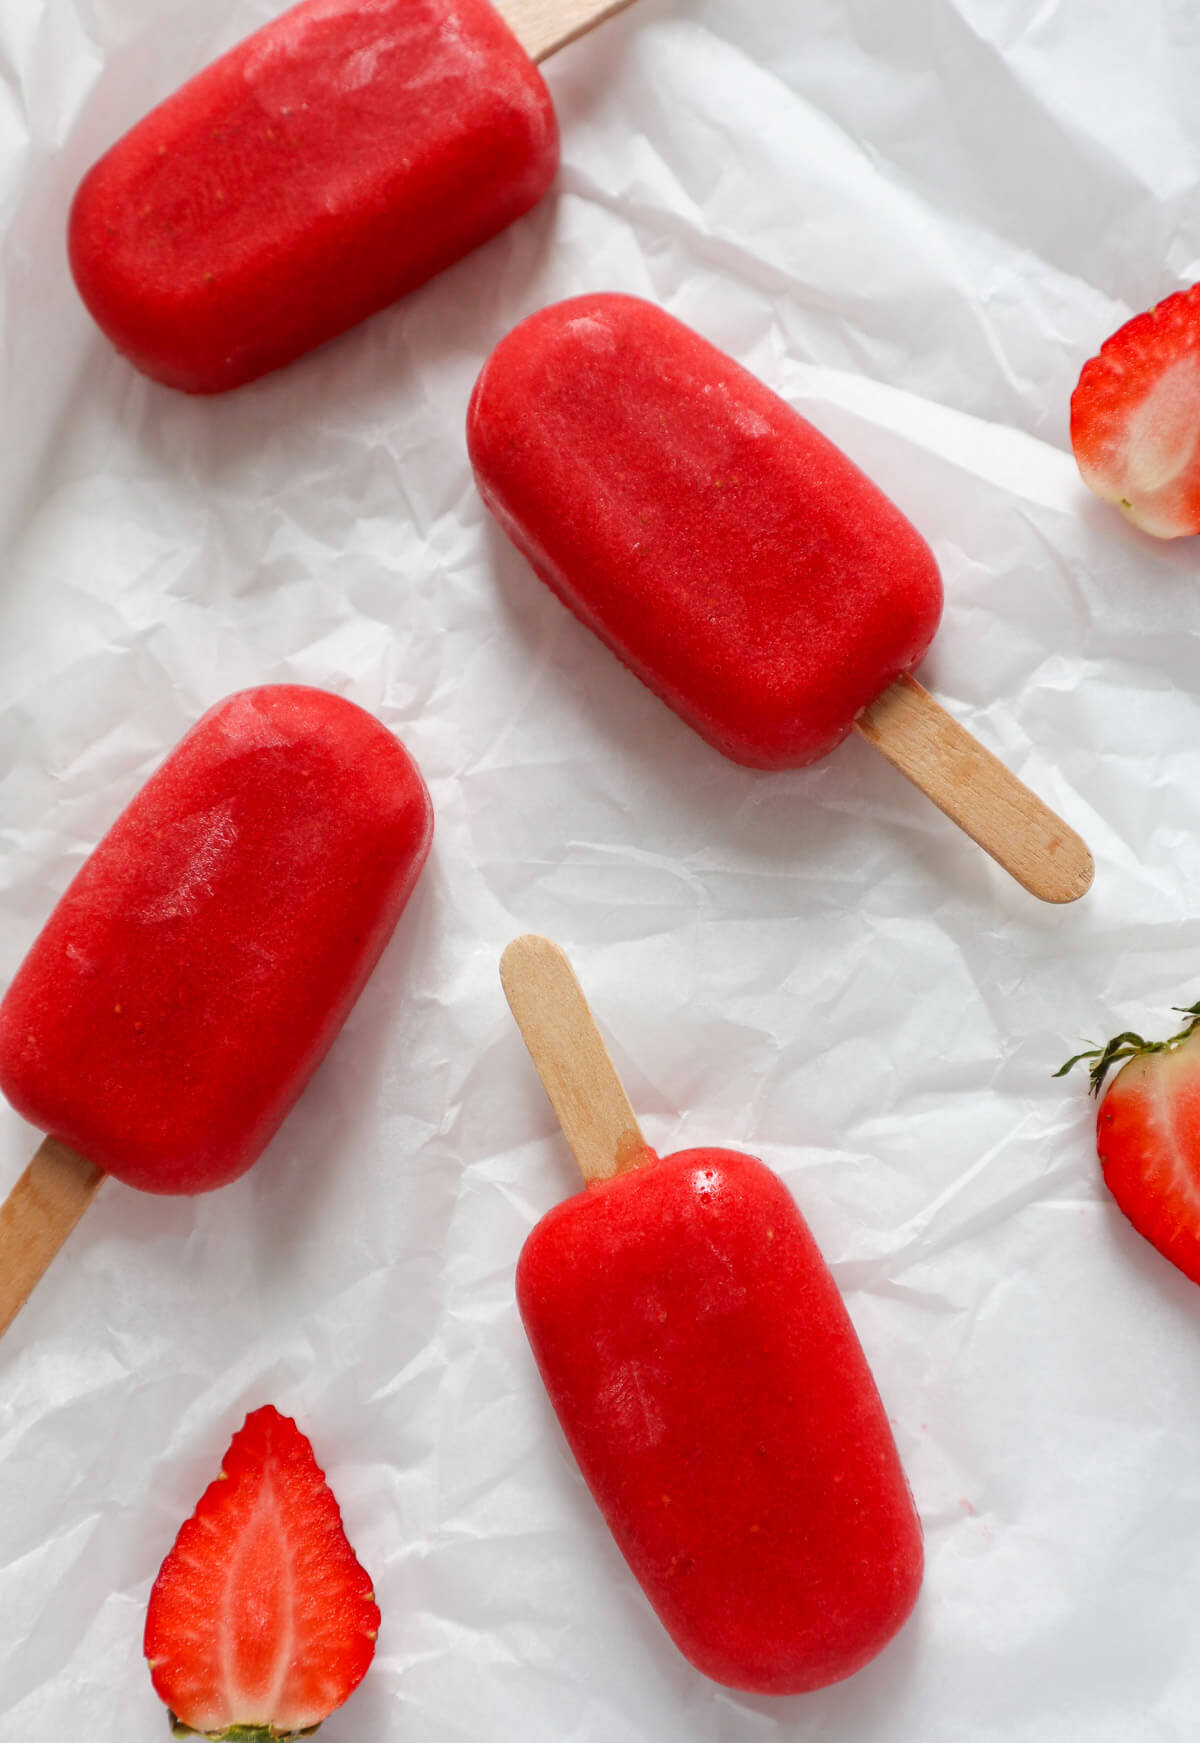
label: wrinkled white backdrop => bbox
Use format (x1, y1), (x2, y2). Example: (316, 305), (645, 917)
(3, 1), (1200, 1738)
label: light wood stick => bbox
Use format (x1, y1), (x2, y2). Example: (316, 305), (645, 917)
(494, 0), (640, 62)
(0, 1137), (104, 1338)
(501, 935), (650, 1184)
(854, 675), (1094, 905)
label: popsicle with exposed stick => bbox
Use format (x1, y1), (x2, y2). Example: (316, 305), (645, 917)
(68, 0), (642, 392)
(469, 293), (1095, 905)
(0, 686), (432, 1339)
(502, 934), (923, 1695)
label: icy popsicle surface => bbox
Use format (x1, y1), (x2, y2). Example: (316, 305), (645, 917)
(68, 0), (558, 392)
(468, 293), (944, 769)
(0, 686), (432, 1194)
(518, 1147), (923, 1694)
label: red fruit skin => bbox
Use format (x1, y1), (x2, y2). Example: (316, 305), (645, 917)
(467, 294), (944, 769)
(1069, 284), (1200, 539)
(1096, 1033), (1200, 1285)
(516, 1148), (923, 1695)
(68, 0), (559, 393)
(144, 1406), (379, 1735)
(0, 686), (432, 1194)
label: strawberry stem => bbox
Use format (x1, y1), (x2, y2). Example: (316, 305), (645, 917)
(1055, 1001), (1200, 1095)
(168, 1718), (321, 1741)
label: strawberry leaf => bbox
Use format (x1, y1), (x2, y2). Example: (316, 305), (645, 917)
(1056, 1003), (1200, 1095)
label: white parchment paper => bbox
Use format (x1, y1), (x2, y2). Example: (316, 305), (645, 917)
(4, 1), (1200, 1737)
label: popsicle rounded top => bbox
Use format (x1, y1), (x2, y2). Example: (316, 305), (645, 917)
(467, 293), (944, 768)
(0, 686), (432, 1194)
(517, 1145), (924, 1695)
(68, 0), (558, 392)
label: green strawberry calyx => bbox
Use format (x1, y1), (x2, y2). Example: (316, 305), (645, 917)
(169, 1718), (321, 1741)
(1055, 1000), (1200, 1096)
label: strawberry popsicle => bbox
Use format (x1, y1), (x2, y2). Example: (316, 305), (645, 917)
(67, 0), (635, 393)
(0, 685), (432, 1330)
(468, 293), (1094, 904)
(502, 936), (922, 1695)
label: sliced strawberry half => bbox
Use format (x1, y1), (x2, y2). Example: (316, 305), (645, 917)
(1070, 283), (1200, 538)
(144, 1406), (379, 1740)
(1058, 1002), (1200, 1285)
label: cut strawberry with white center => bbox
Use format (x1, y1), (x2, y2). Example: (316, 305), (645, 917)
(144, 1407), (379, 1740)
(1058, 1003), (1200, 1286)
(1070, 284), (1200, 538)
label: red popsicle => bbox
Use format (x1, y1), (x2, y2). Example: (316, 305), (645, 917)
(468, 293), (1094, 903)
(0, 685), (432, 1332)
(67, 0), (636, 393)
(502, 935), (923, 1695)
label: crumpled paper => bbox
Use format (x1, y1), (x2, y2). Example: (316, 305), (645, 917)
(3, 1), (1200, 1737)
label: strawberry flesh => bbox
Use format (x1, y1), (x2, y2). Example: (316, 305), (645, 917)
(144, 1407), (378, 1738)
(1070, 283), (1200, 538)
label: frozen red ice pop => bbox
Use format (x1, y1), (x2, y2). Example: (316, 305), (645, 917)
(468, 293), (1095, 904)
(501, 934), (923, 1695)
(0, 685), (432, 1336)
(68, 0), (637, 392)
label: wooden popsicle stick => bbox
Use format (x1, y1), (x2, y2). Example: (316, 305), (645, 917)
(0, 1138), (105, 1339)
(501, 935), (651, 1184)
(495, 0), (640, 62)
(854, 674), (1094, 905)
